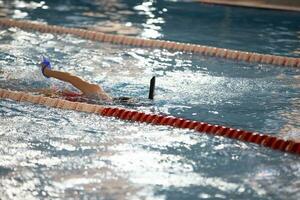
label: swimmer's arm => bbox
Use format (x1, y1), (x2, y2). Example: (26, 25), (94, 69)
(43, 68), (112, 101)
(43, 68), (89, 93)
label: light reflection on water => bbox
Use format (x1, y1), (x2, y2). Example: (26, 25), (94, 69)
(0, 3), (300, 200)
(1, 0), (299, 56)
(2, 27), (299, 134)
(1, 99), (299, 200)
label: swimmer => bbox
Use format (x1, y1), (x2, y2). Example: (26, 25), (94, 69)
(38, 57), (155, 104)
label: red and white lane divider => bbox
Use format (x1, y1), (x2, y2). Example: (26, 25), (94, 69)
(1, 88), (299, 155)
(0, 18), (299, 67)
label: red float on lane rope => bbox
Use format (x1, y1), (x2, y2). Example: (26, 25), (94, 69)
(1, 89), (299, 156)
(97, 107), (300, 156)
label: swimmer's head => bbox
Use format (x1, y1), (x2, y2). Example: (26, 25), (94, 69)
(39, 56), (51, 78)
(40, 56), (51, 68)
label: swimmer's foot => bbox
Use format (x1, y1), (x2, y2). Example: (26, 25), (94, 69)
(148, 76), (155, 100)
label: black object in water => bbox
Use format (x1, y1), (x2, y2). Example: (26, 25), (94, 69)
(148, 76), (155, 100)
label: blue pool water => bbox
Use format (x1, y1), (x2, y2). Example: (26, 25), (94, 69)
(0, 0), (300, 199)
(1, 0), (300, 56)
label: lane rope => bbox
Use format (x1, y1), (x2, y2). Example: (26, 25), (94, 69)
(198, 0), (300, 12)
(1, 88), (299, 155)
(0, 18), (299, 68)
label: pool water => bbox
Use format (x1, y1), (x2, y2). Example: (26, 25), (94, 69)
(1, 0), (300, 56)
(0, 0), (300, 199)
